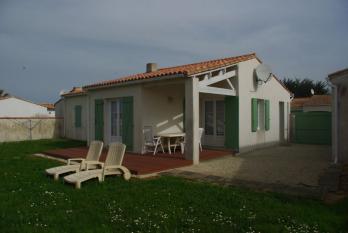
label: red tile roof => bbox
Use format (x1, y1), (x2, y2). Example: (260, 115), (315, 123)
(39, 103), (55, 111)
(84, 53), (258, 89)
(291, 95), (331, 109)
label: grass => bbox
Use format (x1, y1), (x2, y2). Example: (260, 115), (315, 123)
(0, 139), (347, 233)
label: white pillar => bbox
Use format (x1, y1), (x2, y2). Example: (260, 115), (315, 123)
(185, 77), (200, 164)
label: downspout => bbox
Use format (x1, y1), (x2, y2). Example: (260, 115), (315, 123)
(327, 78), (338, 164)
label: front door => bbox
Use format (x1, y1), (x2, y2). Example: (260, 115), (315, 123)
(110, 99), (123, 143)
(203, 100), (225, 147)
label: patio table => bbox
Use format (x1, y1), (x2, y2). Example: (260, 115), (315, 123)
(156, 133), (185, 154)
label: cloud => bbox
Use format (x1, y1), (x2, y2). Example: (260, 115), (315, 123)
(0, 0), (347, 102)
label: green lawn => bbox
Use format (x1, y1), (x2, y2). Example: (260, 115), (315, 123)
(0, 139), (347, 233)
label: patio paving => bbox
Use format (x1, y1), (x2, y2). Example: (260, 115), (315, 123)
(43, 147), (232, 175)
(166, 144), (331, 196)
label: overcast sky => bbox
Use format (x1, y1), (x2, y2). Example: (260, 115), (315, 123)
(0, 0), (347, 103)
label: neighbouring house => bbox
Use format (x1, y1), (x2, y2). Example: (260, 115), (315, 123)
(328, 68), (348, 164)
(290, 95), (332, 145)
(39, 103), (55, 115)
(0, 95), (55, 117)
(56, 53), (291, 163)
(291, 95), (331, 113)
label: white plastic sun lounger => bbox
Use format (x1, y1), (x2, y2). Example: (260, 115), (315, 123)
(45, 141), (104, 180)
(64, 142), (131, 189)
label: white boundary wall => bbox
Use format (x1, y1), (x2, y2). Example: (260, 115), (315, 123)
(0, 117), (63, 142)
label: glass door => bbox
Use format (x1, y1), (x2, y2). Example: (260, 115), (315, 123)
(110, 99), (122, 143)
(203, 100), (225, 147)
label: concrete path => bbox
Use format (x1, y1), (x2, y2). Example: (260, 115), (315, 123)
(175, 144), (331, 188)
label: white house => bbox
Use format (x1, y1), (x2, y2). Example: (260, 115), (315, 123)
(56, 53), (292, 163)
(328, 68), (348, 164)
(0, 96), (55, 117)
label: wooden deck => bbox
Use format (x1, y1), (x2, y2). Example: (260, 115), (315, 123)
(43, 147), (232, 175)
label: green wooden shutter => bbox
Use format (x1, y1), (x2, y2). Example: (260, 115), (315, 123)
(122, 96), (134, 151)
(251, 98), (258, 132)
(225, 96), (239, 151)
(74, 105), (82, 128)
(95, 100), (104, 141)
(265, 100), (270, 131)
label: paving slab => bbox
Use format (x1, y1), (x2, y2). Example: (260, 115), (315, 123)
(166, 144), (331, 196)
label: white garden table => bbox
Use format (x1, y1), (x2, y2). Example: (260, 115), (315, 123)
(156, 133), (185, 154)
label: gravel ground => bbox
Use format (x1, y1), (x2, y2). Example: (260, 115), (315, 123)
(178, 144), (331, 187)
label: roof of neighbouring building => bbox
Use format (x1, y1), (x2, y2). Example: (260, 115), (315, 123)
(328, 68), (348, 80)
(84, 53), (258, 89)
(291, 97), (309, 109)
(39, 103), (55, 111)
(291, 95), (331, 109)
(0, 95), (50, 108)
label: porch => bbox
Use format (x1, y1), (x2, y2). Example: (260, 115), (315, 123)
(43, 148), (232, 176)
(93, 64), (238, 164)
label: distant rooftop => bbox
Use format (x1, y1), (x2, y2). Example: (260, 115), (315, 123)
(291, 95), (331, 109)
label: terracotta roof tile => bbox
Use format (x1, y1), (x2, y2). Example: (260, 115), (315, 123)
(84, 53), (257, 89)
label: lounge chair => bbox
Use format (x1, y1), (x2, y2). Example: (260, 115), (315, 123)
(45, 141), (104, 180)
(63, 142), (131, 189)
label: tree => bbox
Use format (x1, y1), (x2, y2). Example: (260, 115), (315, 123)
(281, 78), (329, 97)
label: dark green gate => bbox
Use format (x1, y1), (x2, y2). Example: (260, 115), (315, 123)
(292, 111), (331, 145)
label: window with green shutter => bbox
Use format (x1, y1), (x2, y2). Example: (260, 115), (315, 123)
(251, 98), (258, 132)
(74, 105), (82, 128)
(265, 100), (270, 131)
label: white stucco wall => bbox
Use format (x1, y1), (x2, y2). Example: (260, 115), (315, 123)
(238, 58), (291, 151)
(0, 97), (53, 117)
(142, 80), (185, 135)
(54, 99), (64, 118)
(63, 95), (88, 141)
(331, 74), (348, 163)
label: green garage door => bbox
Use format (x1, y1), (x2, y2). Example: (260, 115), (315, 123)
(292, 112), (331, 145)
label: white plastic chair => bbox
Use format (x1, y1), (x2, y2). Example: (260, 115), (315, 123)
(180, 128), (204, 154)
(143, 126), (164, 155)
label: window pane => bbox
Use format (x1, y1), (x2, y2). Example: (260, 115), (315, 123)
(258, 99), (264, 130)
(216, 101), (225, 136)
(205, 101), (214, 135)
(111, 101), (118, 136)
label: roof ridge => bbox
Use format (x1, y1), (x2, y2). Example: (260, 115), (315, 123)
(157, 53), (256, 71)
